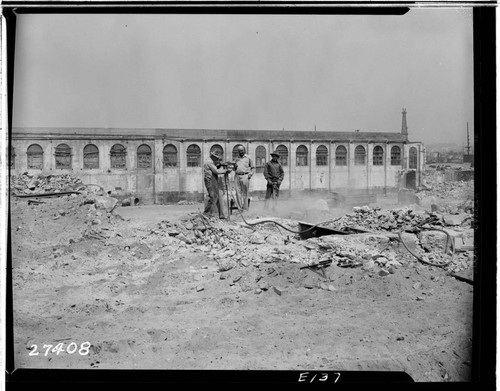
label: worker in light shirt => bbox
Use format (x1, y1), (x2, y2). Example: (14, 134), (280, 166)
(233, 145), (255, 211)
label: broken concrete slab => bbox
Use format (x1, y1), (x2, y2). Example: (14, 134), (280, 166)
(386, 260), (403, 268)
(94, 196), (119, 213)
(250, 232), (266, 244)
(362, 260), (376, 271)
(443, 214), (468, 226)
(266, 235), (282, 246)
(273, 286), (283, 296)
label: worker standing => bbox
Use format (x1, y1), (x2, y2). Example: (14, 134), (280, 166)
(203, 150), (229, 219)
(233, 145), (255, 211)
(263, 149), (284, 211)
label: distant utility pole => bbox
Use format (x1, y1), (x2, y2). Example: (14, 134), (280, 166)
(314, 125), (317, 132)
(465, 122), (471, 155)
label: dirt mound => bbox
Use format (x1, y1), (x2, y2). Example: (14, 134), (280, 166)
(10, 189), (474, 381)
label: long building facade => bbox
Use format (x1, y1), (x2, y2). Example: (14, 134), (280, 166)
(9, 111), (425, 204)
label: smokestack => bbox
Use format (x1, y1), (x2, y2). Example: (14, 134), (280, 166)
(401, 108), (408, 136)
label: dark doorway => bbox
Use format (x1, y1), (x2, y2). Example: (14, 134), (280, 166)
(406, 171), (416, 189)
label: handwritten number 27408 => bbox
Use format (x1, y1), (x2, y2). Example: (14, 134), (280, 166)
(28, 342), (91, 356)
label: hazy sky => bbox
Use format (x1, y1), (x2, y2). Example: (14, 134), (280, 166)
(12, 9), (474, 145)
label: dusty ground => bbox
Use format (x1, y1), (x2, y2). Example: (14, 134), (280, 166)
(10, 176), (474, 382)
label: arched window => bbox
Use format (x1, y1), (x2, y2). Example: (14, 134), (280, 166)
(391, 146), (401, 166)
(373, 146), (384, 166)
(354, 145), (366, 165)
(335, 145), (347, 166)
(210, 144), (224, 161)
(409, 147), (418, 169)
(232, 144), (244, 160)
(10, 146), (15, 169)
(186, 144), (201, 167)
(255, 146), (266, 173)
(316, 145), (328, 166)
(55, 143), (72, 169)
(83, 144), (99, 169)
(163, 144), (177, 167)
(110, 144), (127, 169)
(296, 145), (308, 166)
(137, 144), (152, 169)
(27, 144), (43, 169)
(276, 144), (288, 166)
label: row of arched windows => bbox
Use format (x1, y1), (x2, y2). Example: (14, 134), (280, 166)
(14, 143), (416, 170)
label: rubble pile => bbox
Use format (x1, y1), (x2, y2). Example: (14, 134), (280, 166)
(144, 208), (474, 277)
(303, 235), (403, 270)
(149, 214), (304, 270)
(11, 173), (85, 194)
(419, 168), (474, 203)
(325, 206), (471, 232)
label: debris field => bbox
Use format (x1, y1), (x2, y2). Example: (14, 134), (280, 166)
(10, 168), (474, 382)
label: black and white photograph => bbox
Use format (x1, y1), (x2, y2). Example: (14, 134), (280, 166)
(4, 4), (492, 385)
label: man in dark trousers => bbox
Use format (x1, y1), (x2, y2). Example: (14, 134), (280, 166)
(203, 150), (229, 218)
(263, 149), (284, 211)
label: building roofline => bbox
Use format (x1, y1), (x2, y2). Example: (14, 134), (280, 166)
(11, 127), (410, 142)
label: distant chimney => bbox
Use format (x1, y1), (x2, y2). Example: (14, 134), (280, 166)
(401, 108), (408, 136)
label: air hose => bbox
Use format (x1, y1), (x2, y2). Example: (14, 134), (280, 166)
(221, 181), (456, 267)
(397, 228), (455, 267)
(230, 179), (343, 234)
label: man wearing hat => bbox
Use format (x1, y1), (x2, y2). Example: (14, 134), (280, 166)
(233, 145), (255, 211)
(203, 150), (230, 218)
(263, 149), (285, 211)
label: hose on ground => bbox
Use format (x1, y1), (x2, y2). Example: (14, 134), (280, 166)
(227, 178), (342, 234)
(237, 210), (343, 234)
(397, 228), (455, 268)
(214, 179), (456, 266)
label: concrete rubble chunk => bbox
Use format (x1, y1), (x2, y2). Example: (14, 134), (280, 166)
(166, 229), (180, 237)
(362, 260), (376, 271)
(443, 214), (467, 226)
(250, 232), (266, 244)
(85, 184), (105, 196)
(374, 257), (388, 265)
(27, 178), (39, 190)
(386, 260), (402, 268)
(222, 249), (236, 258)
(218, 260), (235, 272)
(176, 233), (192, 244)
(94, 196), (119, 213)
(266, 236), (282, 246)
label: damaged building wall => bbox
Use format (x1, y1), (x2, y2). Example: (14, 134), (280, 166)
(11, 127), (423, 204)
